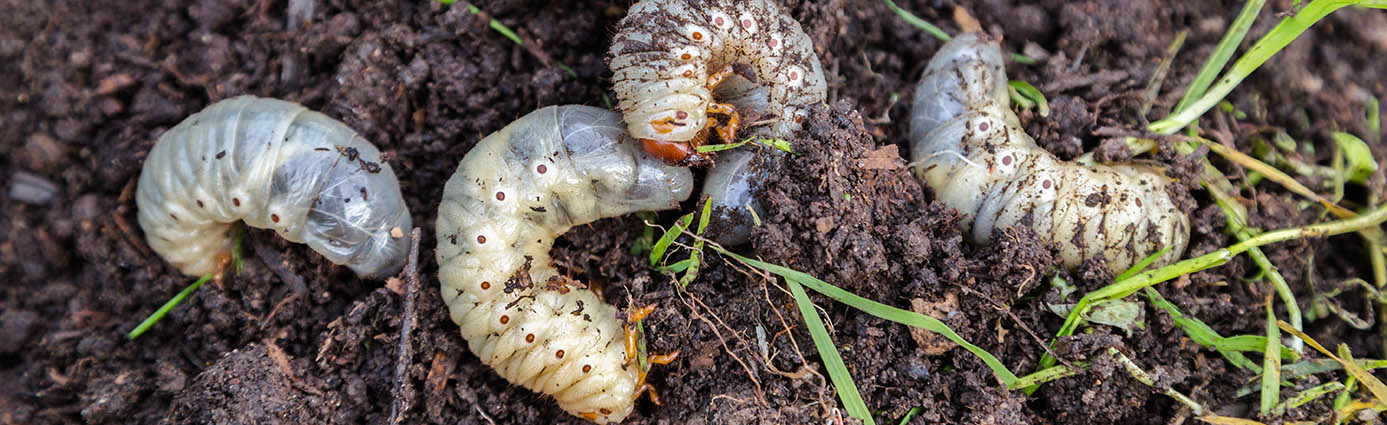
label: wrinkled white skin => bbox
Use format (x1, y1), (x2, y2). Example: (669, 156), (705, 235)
(136, 95), (412, 278)
(436, 106), (693, 423)
(909, 33), (1189, 273)
(609, 0), (827, 245)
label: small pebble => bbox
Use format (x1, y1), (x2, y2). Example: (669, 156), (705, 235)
(9, 171), (60, 205)
(0, 310), (39, 354)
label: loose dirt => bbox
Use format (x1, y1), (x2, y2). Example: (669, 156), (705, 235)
(2, 0), (1384, 424)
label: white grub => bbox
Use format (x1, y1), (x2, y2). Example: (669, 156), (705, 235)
(608, 0), (825, 142)
(435, 106), (693, 423)
(136, 95), (412, 278)
(609, 0), (828, 245)
(910, 33), (1189, 273)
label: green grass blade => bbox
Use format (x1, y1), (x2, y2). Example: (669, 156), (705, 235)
(1367, 96), (1381, 143)
(128, 273), (213, 340)
(1152, 0), (1387, 135)
(1331, 132), (1379, 183)
(1034, 201), (1387, 381)
(679, 199), (715, 287)
(1144, 287), (1261, 371)
(231, 226), (246, 272)
(1333, 376), (1356, 414)
(1117, 246), (1172, 282)
(713, 246), (1020, 386)
(1011, 364), (1083, 388)
(630, 212), (657, 256)
(1008, 80), (1050, 117)
(1275, 381), (1344, 415)
(650, 211), (694, 266)
(659, 258), (695, 274)
(1281, 358), (1387, 379)
(1171, 0), (1266, 114)
(1221, 335), (1296, 359)
(786, 277), (875, 424)
(695, 196), (713, 236)
(883, 0), (950, 41)
(1261, 294), (1283, 415)
(696, 140), (751, 153)
(465, 3), (523, 45)
(757, 138), (794, 153)
(897, 407), (924, 425)
(1207, 180), (1306, 350)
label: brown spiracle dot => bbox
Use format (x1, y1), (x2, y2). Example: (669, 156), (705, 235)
(496, 191), (505, 201)
(978, 121), (990, 132)
(676, 110), (688, 119)
(555, 349), (565, 358)
(477, 235), (487, 244)
(714, 16), (725, 26)
(680, 53), (692, 60)
(499, 315), (510, 324)
(1135, 197), (1142, 207)
(526, 333), (536, 343)
(692, 31), (703, 40)
(480, 281), (491, 290)
(271, 214), (280, 223)
(600, 408), (612, 415)
(232, 197), (241, 207)
(1001, 155), (1012, 166)
(1042, 179), (1052, 189)
(768, 38), (778, 48)
(536, 164), (547, 174)
(582, 365), (592, 373)
(788, 70), (798, 81)
(741, 18), (752, 29)
(683, 70), (693, 78)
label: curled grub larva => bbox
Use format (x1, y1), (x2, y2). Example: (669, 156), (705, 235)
(436, 106), (693, 423)
(909, 33), (1189, 273)
(609, 0), (826, 147)
(609, 0), (827, 244)
(136, 95), (412, 278)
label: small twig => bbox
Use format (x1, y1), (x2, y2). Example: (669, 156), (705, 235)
(1040, 69), (1129, 93)
(959, 286), (1078, 371)
(676, 284), (768, 406)
(258, 293), (300, 332)
(251, 236), (308, 294)
(865, 93), (900, 125)
(389, 227), (423, 425)
(474, 405), (497, 425)
(1140, 30), (1187, 117)
(1109, 347), (1207, 415)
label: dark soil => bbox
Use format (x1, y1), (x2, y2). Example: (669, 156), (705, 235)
(2, 0), (1385, 424)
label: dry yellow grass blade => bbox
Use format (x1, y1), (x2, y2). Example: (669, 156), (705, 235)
(1278, 320), (1387, 406)
(1197, 415), (1266, 425)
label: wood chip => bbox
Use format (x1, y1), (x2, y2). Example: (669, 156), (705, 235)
(385, 277), (405, 295)
(859, 144), (901, 170)
(952, 6), (982, 33)
(909, 294), (960, 355)
(95, 73), (135, 95)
